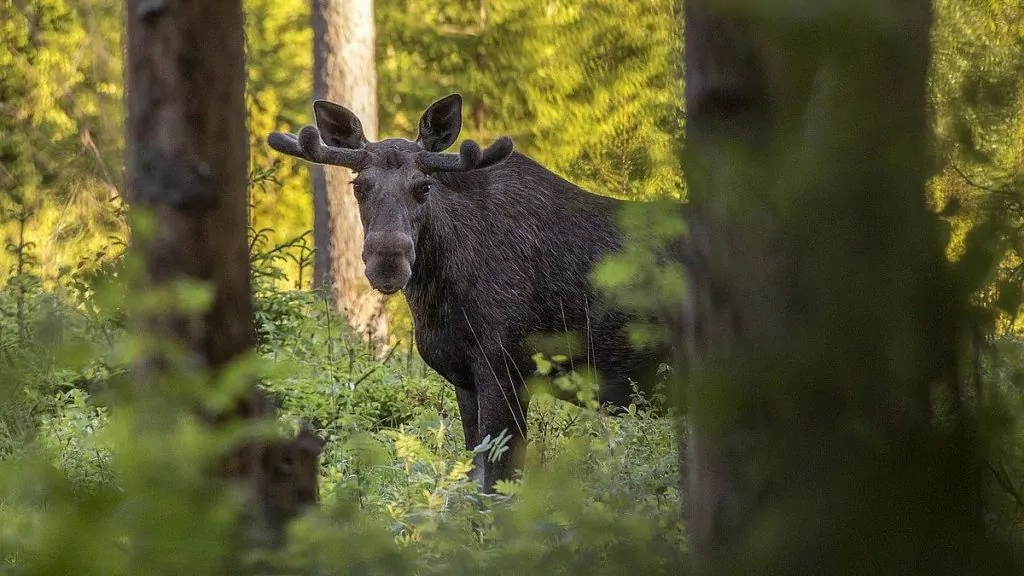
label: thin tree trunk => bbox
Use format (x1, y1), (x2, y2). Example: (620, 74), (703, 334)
(681, 1), (983, 572)
(311, 0), (388, 342)
(125, 0), (321, 547)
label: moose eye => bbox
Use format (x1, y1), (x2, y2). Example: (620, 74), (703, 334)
(411, 181), (431, 202)
(351, 181), (368, 201)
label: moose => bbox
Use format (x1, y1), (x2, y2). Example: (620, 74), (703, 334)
(268, 94), (677, 490)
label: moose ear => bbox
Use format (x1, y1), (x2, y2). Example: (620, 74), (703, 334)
(313, 100), (367, 149)
(416, 94), (462, 152)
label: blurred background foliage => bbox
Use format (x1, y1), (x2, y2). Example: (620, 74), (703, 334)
(8, 0), (1020, 312)
(2, 0), (684, 290)
(1, 0), (1024, 571)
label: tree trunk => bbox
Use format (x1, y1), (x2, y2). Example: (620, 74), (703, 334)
(311, 0), (388, 342)
(681, 1), (983, 572)
(125, 0), (322, 546)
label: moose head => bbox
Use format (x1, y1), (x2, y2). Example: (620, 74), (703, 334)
(267, 94), (514, 294)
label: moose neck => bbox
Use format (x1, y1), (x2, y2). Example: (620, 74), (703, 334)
(399, 151), (600, 313)
(402, 170), (483, 311)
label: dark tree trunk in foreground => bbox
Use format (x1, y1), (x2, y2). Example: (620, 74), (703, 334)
(681, 1), (988, 572)
(311, 0), (389, 342)
(125, 0), (321, 544)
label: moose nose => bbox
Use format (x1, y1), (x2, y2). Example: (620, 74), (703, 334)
(363, 231), (414, 262)
(363, 231), (415, 294)
(365, 261), (411, 295)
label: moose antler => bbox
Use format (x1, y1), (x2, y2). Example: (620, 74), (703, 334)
(267, 124), (514, 174)
(266, 125), (368, 170)
(414, 136), (514, 174)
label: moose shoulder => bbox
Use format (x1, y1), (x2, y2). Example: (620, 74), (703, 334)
(268, 94), (676, 490)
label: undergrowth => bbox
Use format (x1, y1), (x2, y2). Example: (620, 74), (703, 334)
(5, 205), (1019, 573)
(0, 231), (686, 575)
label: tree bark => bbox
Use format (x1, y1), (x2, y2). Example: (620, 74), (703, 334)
(125, 0), (321, 546)
(681, 1), (983, 572)
(311, 0), (388, 342)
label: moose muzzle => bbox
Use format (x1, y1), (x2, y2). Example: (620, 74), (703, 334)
(363, 231), (415, 294)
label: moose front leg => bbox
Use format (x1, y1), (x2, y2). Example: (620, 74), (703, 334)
(454, 386), (486, 487)
(472, 359), (530, 492)
(454, 386), (480, 451)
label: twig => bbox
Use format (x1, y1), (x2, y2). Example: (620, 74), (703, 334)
(949, 163), (1009, 195)
(986, 460), (1024, 509)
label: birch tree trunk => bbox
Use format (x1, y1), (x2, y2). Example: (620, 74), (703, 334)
(680, 1), (983, 572)
(125, 0), (322, 546)
(311, 0), (388, 342)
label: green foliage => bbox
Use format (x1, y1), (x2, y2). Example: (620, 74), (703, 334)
(926, 1), (1024, 547)
(376, 0), (685, 200)
(929, 0), (1024, 329)
(0, 0), (125, 280)
(0, 0), (318, 288)
(0, 231), (685, 573)
(244, 0), (315, 287)
(592, 200), (689, 348)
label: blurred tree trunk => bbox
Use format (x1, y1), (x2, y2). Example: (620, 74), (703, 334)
(125, 0), (322, 545)
(311, 0), (388, 342)
(681, 0), (987, 572)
